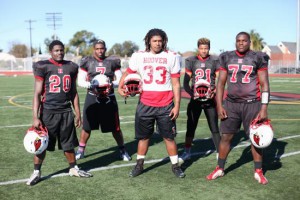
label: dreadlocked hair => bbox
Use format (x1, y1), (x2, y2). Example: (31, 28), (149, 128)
(144, 28), (168, 52)
(197, 38), (210, 49)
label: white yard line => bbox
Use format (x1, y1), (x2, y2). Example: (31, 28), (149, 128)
(0, 135), (299, 186)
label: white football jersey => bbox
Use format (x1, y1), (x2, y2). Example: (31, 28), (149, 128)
(129, 50), (181, 92)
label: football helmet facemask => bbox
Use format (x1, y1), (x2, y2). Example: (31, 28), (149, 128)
(90, 74), (111, 98)
(24, 125), (49, 155)
(249, 119), (274, 149)
(124, 73), (142, 97)
(193, 79), (212, 101)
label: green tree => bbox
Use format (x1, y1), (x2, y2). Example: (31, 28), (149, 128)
(122, 41), (139, 57)
(69, 30), (97, 56)
(249, 29), (266, 51)
(108, 43), (122, 56)
(44, 35), (60, 53)
(9, 43), (28, 58)
(108, 41), (139, 57)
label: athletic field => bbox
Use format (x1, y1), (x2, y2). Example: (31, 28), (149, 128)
(0, 75), (299, 200)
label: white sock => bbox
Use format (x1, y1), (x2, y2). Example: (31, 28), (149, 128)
(170, 155), (179, 164)
(137, 154), (145, 160)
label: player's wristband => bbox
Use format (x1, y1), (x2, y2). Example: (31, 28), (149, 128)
(261, 91), (269, 104)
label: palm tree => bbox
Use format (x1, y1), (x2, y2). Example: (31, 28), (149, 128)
(249, 29), (266, 51)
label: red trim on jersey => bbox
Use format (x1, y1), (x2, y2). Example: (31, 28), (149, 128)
(35, 75), (44, 81)
(256, 78), (261, 100)
(258, 67), (268, 71)
(49, 59), (63, 66)
(185, 68), (192, 73)
(197, 55), (210, 61)
(80, 68), (88, 72)
(235, 50), (250, 57)
(219, 67), (227, 71)
(126, 67), (137, 74)
(93, 55), (104, 62)
(115, 68), (120, 71)
(140, 91), (174, 107)
(171, 73), (180, 78)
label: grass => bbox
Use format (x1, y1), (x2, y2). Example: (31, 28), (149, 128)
(0, 75), (299, 200)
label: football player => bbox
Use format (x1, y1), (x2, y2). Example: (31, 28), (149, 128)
(27, 40), (92, 186)
(179, 38), (220, 162)
(118, 28), (185, 178)
(206, 32), (270, 185)
(76, 39), (131, 161)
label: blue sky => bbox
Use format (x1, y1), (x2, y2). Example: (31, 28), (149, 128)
(0, 0), (298, 54)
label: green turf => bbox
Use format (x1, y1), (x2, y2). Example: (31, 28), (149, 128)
(0, 75), (299, 200)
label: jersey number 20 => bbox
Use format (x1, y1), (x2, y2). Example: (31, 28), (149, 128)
(49, 75), (71, 93)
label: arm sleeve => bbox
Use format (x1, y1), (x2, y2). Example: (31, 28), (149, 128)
(128, 52), (138, 72)
(258, 52), (270, 70)
(112, 69), (122, 87)
(33, 62), (45, 80)
(77, 68), (91, 88)
(171, 53), (181, 77)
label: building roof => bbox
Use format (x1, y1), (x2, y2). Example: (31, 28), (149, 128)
(281, 42), (296, 53)
(268, 45), (282, 53)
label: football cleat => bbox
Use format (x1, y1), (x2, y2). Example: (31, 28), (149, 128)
(249, 118), (274, 149)
(69, 166), (93, 178)
(254, 168), (268, 185)
(120, 150), (132, 161)
(178, 152), (191, 163)
(26, 170), (41, 186)
(75, 150), (85, 160)
(206, 166), (224, 180)
(129, 159), (144, 177)
(172, 164), (185, 178)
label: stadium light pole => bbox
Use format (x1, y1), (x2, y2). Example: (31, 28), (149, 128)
(296, 0), (300, 70)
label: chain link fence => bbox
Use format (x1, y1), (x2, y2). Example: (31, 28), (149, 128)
(0, 54), (299, 74)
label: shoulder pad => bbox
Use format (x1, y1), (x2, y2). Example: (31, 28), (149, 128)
(79, 56), (90, 68)
(186, 56), (197, 61)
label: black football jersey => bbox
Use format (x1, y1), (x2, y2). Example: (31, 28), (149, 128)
(33, 59), (79, 112)
(218, 50), (269, 102)
(79, 56), (121, 94)
(185, 55), (218, 89)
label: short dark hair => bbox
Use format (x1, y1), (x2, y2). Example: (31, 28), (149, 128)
(49, 40), (64, 51)
(144, 28), (168, 51)
(197, 38), (210, 49)
(236, 32), (251, 41)
(93, 39), (106, 47)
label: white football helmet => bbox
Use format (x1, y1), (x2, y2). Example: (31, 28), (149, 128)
(24, 126), (49, 155)
(249, 119), (274, 149)
(193, 79), (212, 101)
(90, 74), (111, 98)
(124, 73), (142, 97)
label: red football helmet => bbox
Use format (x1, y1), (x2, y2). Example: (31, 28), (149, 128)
(193, 79), (212, 101)
(90, 74), (111, 98)
(249, 119), (274, 149)
(124, 73), (142, 97)
(24, 125), (49, 155)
